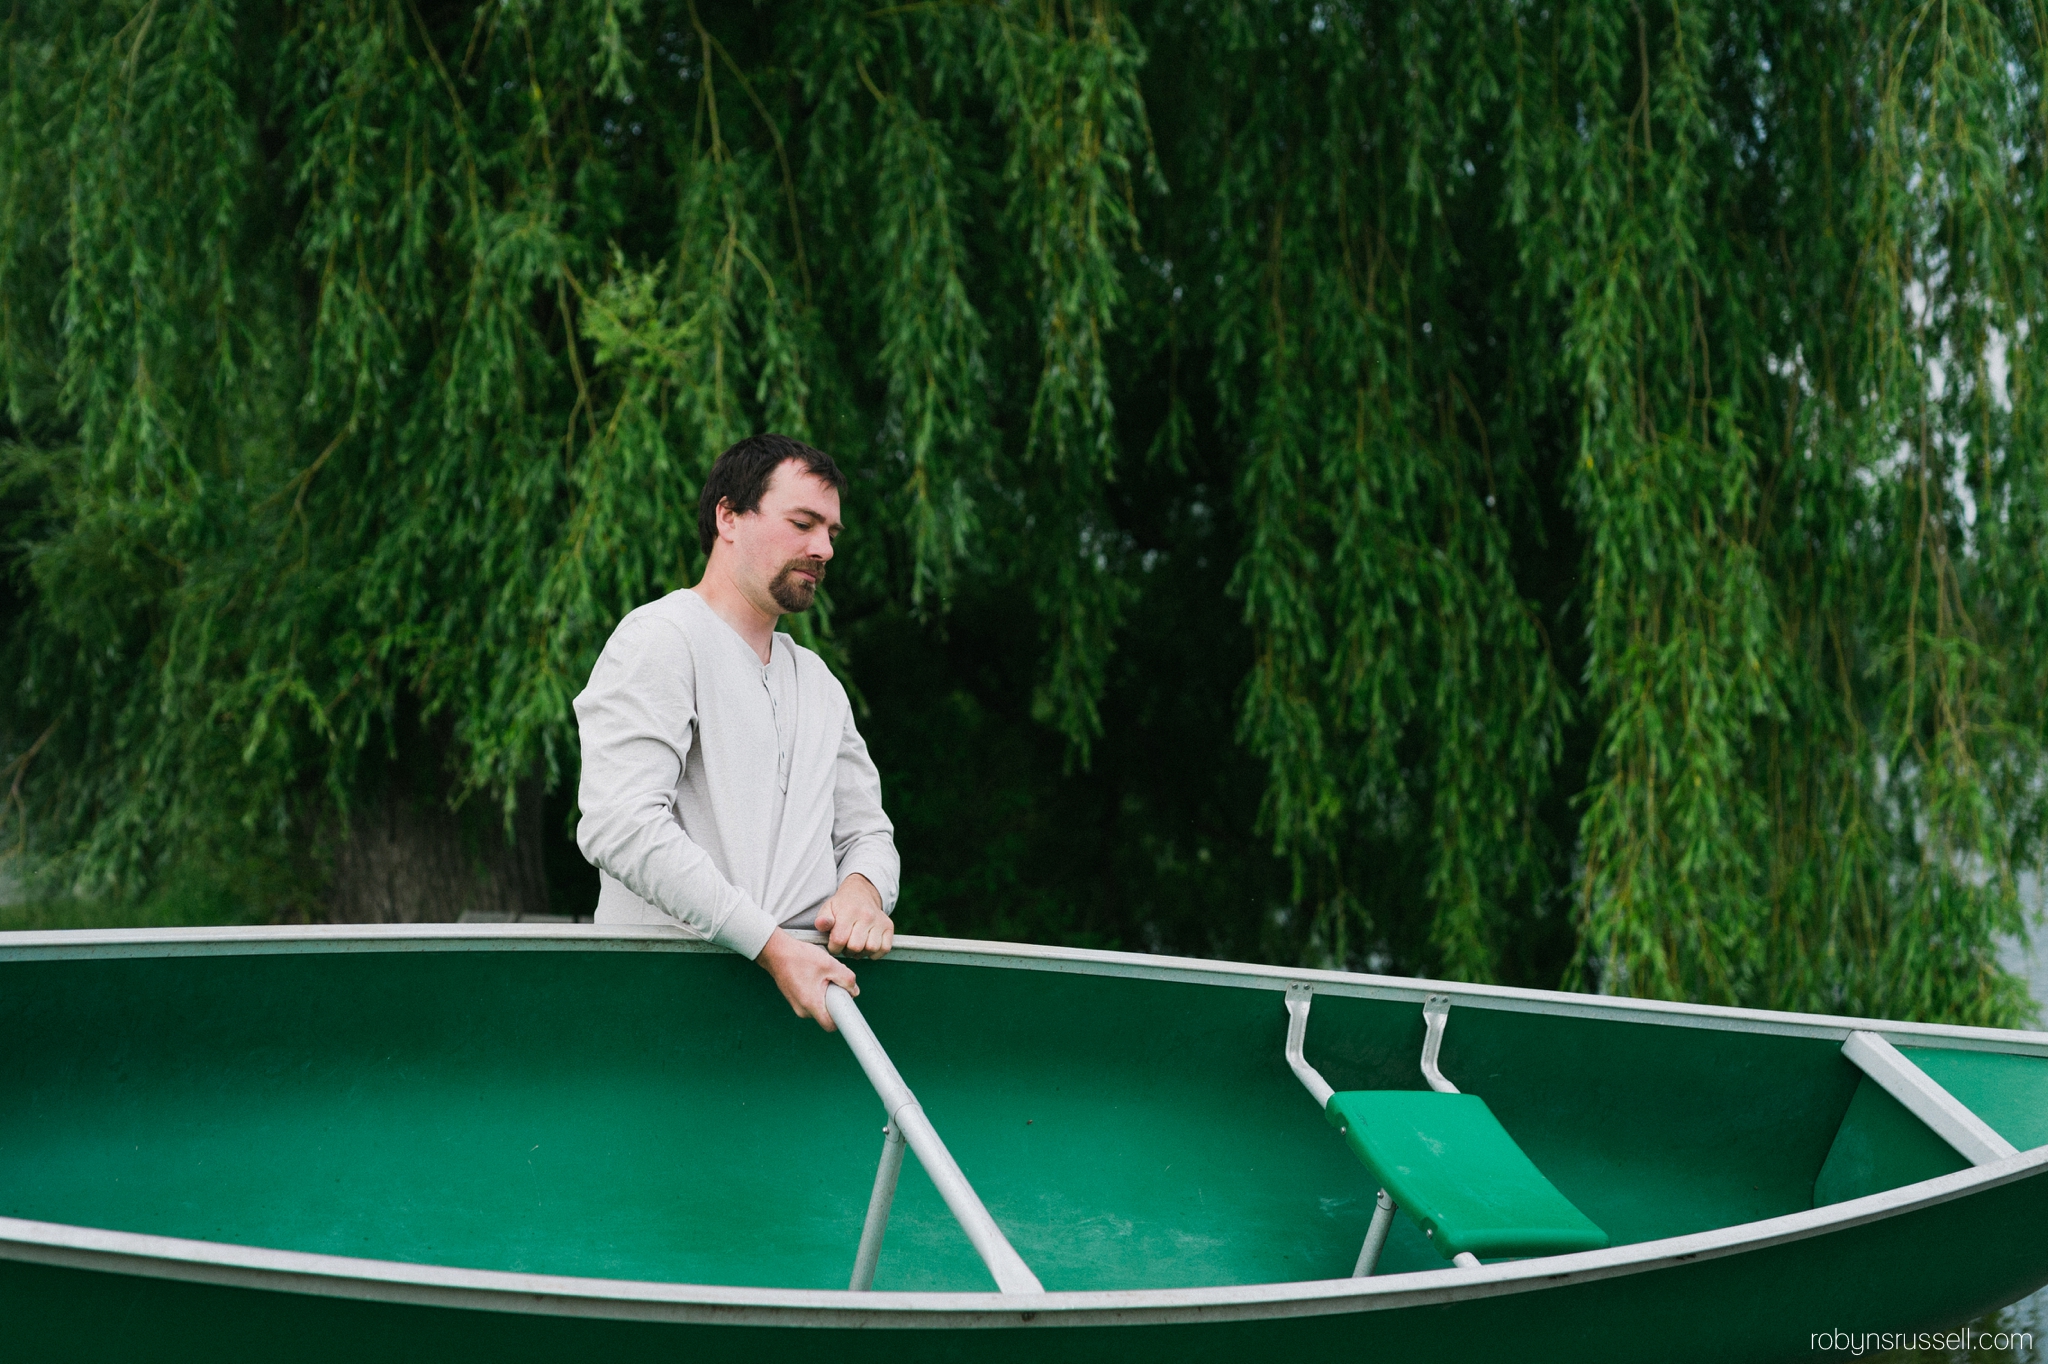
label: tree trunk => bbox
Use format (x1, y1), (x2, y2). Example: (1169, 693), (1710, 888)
(324, 778), (549, 923)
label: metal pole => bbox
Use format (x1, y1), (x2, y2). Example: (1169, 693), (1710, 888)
(1420, 995), (1460, 1095)
(1283, 983), (1336, 1106)
(848, 1122), (907, 1291)
(824, 984), (1044, 1295)
(1353, 1188), (1396, 1277)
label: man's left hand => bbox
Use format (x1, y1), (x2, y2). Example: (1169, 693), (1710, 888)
(814, 873), (892, 958)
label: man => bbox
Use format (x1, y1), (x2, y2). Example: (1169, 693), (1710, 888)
(574, 434), (897, 1031)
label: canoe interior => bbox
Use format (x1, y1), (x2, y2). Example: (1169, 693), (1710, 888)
(2, 943), (2045, 1294)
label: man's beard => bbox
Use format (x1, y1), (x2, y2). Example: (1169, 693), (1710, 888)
(769, 558), (827, 612)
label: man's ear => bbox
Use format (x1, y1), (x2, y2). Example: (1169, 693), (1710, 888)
(715, 496), (737, 541)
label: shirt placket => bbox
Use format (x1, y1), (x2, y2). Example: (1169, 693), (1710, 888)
(762, 658), (791, 793)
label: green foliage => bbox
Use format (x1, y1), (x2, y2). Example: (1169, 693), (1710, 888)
(2, 0), (2044, 1025)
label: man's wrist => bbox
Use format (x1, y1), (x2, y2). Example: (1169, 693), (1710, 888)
(840, 872), (882, 913)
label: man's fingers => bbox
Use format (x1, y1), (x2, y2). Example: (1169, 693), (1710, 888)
(814, 906), (837, 933)
(810, 963), (855, 1031)
(852, 913), (890, 958)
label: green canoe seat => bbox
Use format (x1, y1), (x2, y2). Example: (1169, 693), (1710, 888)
(1323, 1089), (1609, 1260)
(1284, 986), (1608, 1274)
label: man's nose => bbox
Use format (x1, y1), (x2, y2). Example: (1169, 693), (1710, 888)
(811, 529), (835, 561)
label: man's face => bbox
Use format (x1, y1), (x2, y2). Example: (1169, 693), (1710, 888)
(718, 460), (842, 616)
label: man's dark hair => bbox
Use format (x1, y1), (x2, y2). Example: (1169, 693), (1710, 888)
(697, 434), (848, 556)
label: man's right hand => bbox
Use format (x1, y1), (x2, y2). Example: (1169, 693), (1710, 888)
(756, 928), (858, 1031)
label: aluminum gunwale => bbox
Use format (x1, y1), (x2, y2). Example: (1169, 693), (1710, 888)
(4, 921), (2046, 1057)
(2, 1148), (2046, 1330)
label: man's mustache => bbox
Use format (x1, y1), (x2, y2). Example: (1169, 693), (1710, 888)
(779, 558), (827, 584)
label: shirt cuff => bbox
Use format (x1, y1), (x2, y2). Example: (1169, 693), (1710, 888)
(710, 896), (780, 961)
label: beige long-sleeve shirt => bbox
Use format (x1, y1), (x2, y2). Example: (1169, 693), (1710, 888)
(573, 588), (900, 958)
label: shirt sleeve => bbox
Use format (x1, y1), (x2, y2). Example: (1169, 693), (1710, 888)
(831, 704), (901, 914)
(573, 615), (780, 959)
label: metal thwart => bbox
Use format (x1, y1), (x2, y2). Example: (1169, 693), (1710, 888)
(824, 984), (1043, 1295)
(1841, 1030), (2017, 1167)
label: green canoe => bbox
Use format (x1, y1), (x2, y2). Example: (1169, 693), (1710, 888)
(2, 924), (2045, 1362)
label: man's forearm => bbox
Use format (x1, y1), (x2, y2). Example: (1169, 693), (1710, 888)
(577, 803), (778, 958)
(575, 616), (781, 959)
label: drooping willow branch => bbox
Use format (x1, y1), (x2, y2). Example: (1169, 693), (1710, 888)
(1, 0), (2042, 1025)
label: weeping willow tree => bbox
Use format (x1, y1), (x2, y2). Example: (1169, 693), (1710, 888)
(3, 0), (2045, 1024)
